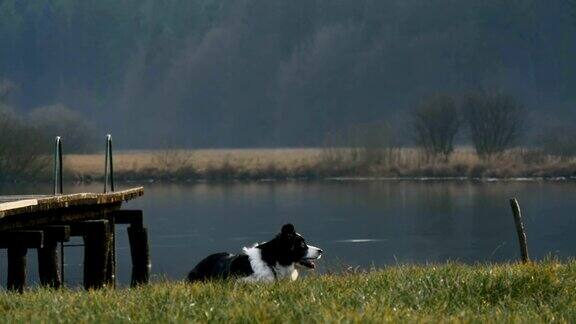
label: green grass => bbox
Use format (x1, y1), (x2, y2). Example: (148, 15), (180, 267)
(2, 261), (576, 323)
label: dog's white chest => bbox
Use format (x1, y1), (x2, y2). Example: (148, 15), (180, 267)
(274, 264), (299, 281)
(240, 247), (299, 283)
(241, 247), (275, 283)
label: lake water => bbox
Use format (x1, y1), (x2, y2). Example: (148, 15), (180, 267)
(1, 180), (576, 287)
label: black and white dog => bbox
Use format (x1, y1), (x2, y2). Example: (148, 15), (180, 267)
(187, 224), (323, 283)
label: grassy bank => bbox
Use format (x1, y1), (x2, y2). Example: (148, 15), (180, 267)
(1, 261), (575, 322)
(58, 148), (576, 182)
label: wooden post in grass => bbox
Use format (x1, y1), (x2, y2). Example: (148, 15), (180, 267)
(509, 198), (529, 263)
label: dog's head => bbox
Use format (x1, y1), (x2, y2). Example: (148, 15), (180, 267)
(272, 223), (323, 269)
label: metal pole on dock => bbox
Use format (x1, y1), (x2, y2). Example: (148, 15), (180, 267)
(53, 136), (67, 285)
(104, 134), (115, 193)
(53, 136), (63, 195)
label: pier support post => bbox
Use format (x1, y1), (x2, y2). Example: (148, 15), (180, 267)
(128, 223), (151, 286)
(1, 231), (44, 293)
(7, 247), (27, 293)
(37, 226), (70, 288)
(509, 198), (529, 263)
(71, 220), (111, 290)
(111, 210), (150, 286)
(106, 215), (116, 287)
(84, 220), (111, 290)
(38, 244), (59, 288)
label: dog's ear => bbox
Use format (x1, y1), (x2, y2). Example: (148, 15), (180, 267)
(281, 223), (295, 236)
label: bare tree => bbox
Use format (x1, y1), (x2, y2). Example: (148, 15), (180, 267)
(411, 94), (460, 160)
(29, 104), (98, 153)
(462, 91), (526, 158)
(152, 149), (194, 173)
(0, 79), (15, 103)
(539, 123), (576, 160)
(321, 121), (398, 166)
(567, 0), (576, 25)
(0, 106), (50, 180)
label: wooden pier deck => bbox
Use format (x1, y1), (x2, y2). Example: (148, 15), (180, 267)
(0, 187), (148, 292)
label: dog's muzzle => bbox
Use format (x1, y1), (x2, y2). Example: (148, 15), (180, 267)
(298, 246), (323, 269)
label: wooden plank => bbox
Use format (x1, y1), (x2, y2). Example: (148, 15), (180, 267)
(0, 231), (44, 249)
(0, 199), (38, 212)
(111, 210), (143, 225)
(0, 195), (48, 203)
(35, 225), (70, 242)
(70, 219), (108, 237)
(0, 187), (144, 219)
(0, 203), (122, 232)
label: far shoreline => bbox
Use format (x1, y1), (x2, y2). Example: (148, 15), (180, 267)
(2, 148), (576, 183)
(4, 176), (576, 186)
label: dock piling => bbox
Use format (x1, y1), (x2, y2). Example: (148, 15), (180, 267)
(7, 247), (27, 293)
(128, 225), (151, 286)
(71, 220), (112, 290)
(112, 210), (151, 286)
(1, 135), (145, 291)
(37, 226), (70, 288)
(106, 214), (116, 287)
(1, 231), (44, 292)
(38, 244), (60, 288)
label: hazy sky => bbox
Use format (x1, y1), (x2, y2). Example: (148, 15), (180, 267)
(1, 0), (575, 148)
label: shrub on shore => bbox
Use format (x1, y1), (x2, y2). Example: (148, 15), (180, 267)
(411, 94), (460, 160)
(538, 124), (576, 161)
(0, 103), (97, 181)
(29, 104), (98, 154)
(462, 91), (527, 159)
(0, 105), (49, 181)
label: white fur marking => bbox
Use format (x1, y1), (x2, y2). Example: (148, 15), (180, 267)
(274, 264), (299, 281)
(240, 246), (275, 283)
(306, 244), (323, 259)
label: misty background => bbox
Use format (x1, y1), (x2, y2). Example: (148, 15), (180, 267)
(1, 0), (575, 148)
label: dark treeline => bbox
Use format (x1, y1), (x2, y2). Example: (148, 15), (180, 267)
(1, 0), (575, 148)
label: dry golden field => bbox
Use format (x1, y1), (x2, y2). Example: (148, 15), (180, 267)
(65, 148), (321, 178)
(58, 147), (576, 181)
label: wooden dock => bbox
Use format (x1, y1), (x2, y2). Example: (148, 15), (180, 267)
(0, 187), (148, 292)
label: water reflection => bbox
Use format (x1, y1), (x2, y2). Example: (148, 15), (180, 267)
(1, 180), (576, 287)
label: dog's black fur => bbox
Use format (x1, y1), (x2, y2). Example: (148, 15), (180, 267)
(187, 224), (322, 282)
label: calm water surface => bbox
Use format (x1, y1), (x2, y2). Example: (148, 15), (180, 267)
(1, 181), (575, 287)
